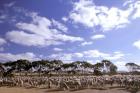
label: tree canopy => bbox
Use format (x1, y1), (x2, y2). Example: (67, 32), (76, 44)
(0, 59), (140, 77)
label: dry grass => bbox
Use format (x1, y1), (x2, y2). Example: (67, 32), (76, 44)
(1, 87), (140, 93)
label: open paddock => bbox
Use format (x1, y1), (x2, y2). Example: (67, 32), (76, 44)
(0, 87), (139, 93)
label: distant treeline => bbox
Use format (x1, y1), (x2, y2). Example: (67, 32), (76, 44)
(0, 59), (140, 77)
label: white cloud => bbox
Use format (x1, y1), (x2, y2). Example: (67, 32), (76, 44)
(6, 13), (84, 47)
(74, 53), (84, 58)
(49, 53), (73, 63)
(55, 34), (84, 42)
(0, 37), (7, 46)
(91, 34), (105, 40)
(52, 19), (68, 32)
(123, 0), (134, 6)
(83, 50), (124, 60)
(0, 52), (40, 62)
(86, 60), (94, 64)
(67, 0), (135, 31)
(49, 52), (84, 63)
(114, 61), (128, 71)
(133, 40), (140, 49)
(62, 17), (68, 22)
(86, 59), (101, 64)
(132, 1), (140, 19)
(0, 15), (7, 20)
(104, 51), (125, 60)
(83, 50), (108, 58)
(6, 30), (63, 46)
(81, 41), (93, 46)
(4, 2), (15, 7)
(53, 48), (63, 52)
(49, 50), (125, 63)
(7, 31), (46, 46)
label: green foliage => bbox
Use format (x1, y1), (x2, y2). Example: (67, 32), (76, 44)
(2, 59), (140, 76)
(125, 62), (140, 73)
(93, 69), (103, 76)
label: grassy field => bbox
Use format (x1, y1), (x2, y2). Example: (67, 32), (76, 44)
(0, 87), (139, 93)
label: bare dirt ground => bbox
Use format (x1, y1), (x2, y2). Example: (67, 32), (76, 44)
(0, 87), (140, 93)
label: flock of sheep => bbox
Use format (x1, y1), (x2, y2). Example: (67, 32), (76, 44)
(0, 75), (140, 91)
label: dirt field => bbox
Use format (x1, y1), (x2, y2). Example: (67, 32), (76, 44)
(0, 87), (140, 93)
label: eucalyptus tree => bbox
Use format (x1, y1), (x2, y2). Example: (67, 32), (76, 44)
(15, 59), (31, 72)
(49, 60), (63, 75)
(3, 61), (17, 77)
(101, 60), (118, 74)
(125, 62), (140, 73)
(3, 60), (28, 73)
(94, 62), (104, 71)
(3, 61), (17, 72)
(101, 60), (112, 73)
(32, 60), (50, 75)
(61, 62), (76, 75)
(80, 61), (93, 74)
(0, 63), (5, 77)
(50, 60), (63, 70)
(109, 64), (118, 75)
(93, 62), (104, 75)
(61, 63), (74, 70)
(71, 61), (90, 74)
(5, 59), (31, 76)
(81, 61), (93, 69)
(73, 61), (82, 70)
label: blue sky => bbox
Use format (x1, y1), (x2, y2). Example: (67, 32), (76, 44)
(0, 0), (140, 71)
